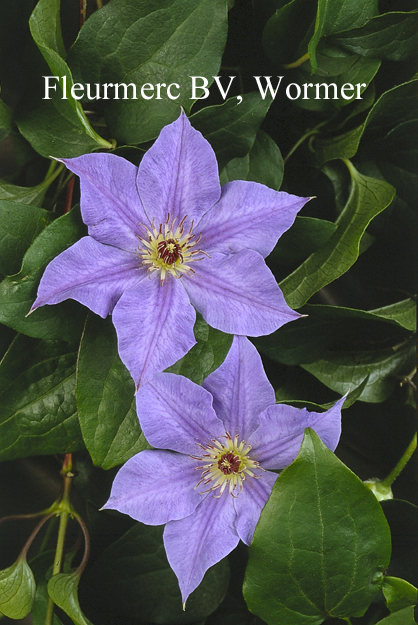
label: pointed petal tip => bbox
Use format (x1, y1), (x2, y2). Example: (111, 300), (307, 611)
(182, 601), (187, 611)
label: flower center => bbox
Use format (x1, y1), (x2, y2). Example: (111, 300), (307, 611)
(137, 215), (207, 283)
(191, 433), (263, 498)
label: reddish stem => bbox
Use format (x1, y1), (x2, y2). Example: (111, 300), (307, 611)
(64, 178), (75, 213)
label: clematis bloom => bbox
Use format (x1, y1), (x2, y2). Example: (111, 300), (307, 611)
(31, 112), (309, 388)
(103, 336), (345, 605)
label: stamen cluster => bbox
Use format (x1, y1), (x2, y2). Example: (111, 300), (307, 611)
(191, 432), (263, 498)
(137, 215), (207, 283)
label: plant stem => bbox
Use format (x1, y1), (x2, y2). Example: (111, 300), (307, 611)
(45, 454), (75, 625)
(284, 52), (310, 69)
(381, 433), (417, 488)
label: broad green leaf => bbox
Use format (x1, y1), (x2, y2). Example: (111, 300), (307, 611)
(333, 11), (418, 62)
(0, 333), (84, 461)
(16, 88), (103, 159)
(0, 206), (87, 342)
(220, 129), (284, 190)
(368, 299), (417, 332)
(302, 340), (415, 403)
(166, 314), (233, 384)
(382, 577), (417, 613)
(302, 300), (417, 332)
(0, 178), (48, 206)
(76, 315), (148, 470)
(255, 300), (414, 367)
(0, 200), (54, 276)
(30, 552), (64, 625)
(67, 0), (228, 145)
(0, 557), (36, 619)
(374, 606), (416, 625)
(314, 77), (417, 165)
(28, 0), (111, 150)
(268, 216), (337, 267)
(291, 52), (380, 113)
(262, 0), (316, 65)
(244, 428), (391, 625)
(48, 572), (92, 625)
(191, 92), (273, 169)
(0, 98), (13, 142)
(280, 162), (395, 309)
(308, 0), (378, 71)
(80, 523), (229, 624)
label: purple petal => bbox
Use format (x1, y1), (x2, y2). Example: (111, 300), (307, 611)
(248, 396), (346, 470)
(183, 250), (301, 336)
(233, 471), (278, 545)
(136, 373), (224, 454)
(203, 336), (275, 438)
(136, 111), (221, 231)
(61, 154), (148, 251)
(164, 493), (239, 606)
(32, 237), (142, 317)
(112, 277), (196, 388)
(198, 181), (310, 258)
(102, 450), (201, 525)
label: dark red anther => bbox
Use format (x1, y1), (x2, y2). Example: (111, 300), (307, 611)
(157, 239), (183, 265)
(218, 452), (240, 475)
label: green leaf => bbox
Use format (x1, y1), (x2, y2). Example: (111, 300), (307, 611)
(382, 577), (417, 613)
(280, 162), (395, 309)
(48, 572), (92, 625)
(262, 0), (316, 66)
(368, 299), (417, 332)
(314, 77), (418, 165)
(291, 51), (380, 113)
(374, 606), (416, 625)
(0, 557), (36, 619)
(28, 0), (111, 150)
(80, 523), (229, 624)
(0, 98), (13, 143)
(308, 0), (378, 71)
(220, 129), (284, 190)
(0, 200), (54, 276)
(0, 178), (48, 206)
(191, 92), (273, 169)
(0, 333), (84, 461)
(0, 206), (87, 342)
(165, 313), (233, 384)
(67, 0), (228, 145)
(30, 552), (64, 625)
(302, 340), (415, 403)
(244, 428), (391, 625)
(76, 315), (148, 470)
(255, 300), (414, 367)
(333, 11), (418, 62)
(16, 88), (103, 159)
(302, 300), (417, 332)
(269, 216), (337, 267)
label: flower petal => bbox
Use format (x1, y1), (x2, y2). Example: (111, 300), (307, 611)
(183, 250), (301, 336)
(198, 180), (310, 258)
(136, 111), (221, 230)
(203, 336), (275, 438)
(31, 236), (142, 317)
(62, 153), (148, 251)
(248, 396), (346, 469)
(233, 471), (278, 545)
(112, 276), (196, 388)
(164, 494), (239, 606)
(136, 373), (224, 454)
(102, 450), (201, 525)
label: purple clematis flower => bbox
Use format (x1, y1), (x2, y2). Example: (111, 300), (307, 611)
(103, 335), (345, 605)
(31, 112), (310, 388)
